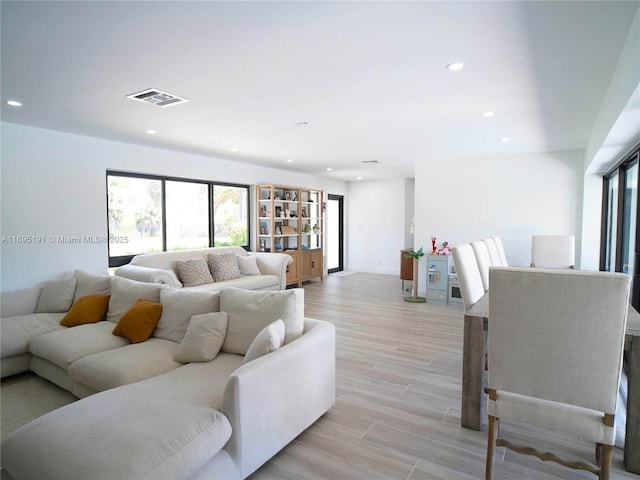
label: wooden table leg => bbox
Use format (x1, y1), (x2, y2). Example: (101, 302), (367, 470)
(625, 334), (640, 473)
(462, 313), (484, 430)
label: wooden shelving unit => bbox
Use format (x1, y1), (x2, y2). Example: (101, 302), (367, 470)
(257, 184), (324, 286)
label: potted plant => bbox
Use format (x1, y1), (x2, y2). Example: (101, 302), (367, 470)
(404, 247), (426, 303)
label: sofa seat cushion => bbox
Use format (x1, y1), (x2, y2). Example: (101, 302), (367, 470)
(29, 322), (129, 370)
(0, 313), (66, 358)
(68, 338), (182, 392)
(1, 374), (233, 480)
(188, 275), (278, 292)
(159, 353), (244, 409)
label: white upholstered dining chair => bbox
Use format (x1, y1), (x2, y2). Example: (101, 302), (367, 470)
(482, 238), (503, 266)
(451, 244), (485, 312)
(485, 267), (630, 480)
(530, 234), (575, 269)
(491, 236), (508, 266)
(470, 240), (492, 292)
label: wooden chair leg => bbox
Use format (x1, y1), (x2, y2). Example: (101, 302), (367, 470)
(485, 415), (498, 480)
(599, 444), (612, 480)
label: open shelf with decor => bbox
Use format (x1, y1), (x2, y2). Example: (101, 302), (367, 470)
(257, 184), (323, 286)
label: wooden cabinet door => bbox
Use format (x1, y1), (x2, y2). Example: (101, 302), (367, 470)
(286, 252), (299, 286)
(302, 249), (323, 281)
(310, 249), (323, 279)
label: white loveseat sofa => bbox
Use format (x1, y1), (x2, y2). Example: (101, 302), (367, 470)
(115, 246), (292, 291)
(0, 271), (335, 480)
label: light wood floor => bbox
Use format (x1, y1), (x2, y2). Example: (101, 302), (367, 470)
(249, 272), (638, 480)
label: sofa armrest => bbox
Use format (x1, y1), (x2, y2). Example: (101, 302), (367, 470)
(0, 285), (43, 317)
(222, 318), (335, 479)
(247, 252), (292, 290)
(114, 264), (182, 287)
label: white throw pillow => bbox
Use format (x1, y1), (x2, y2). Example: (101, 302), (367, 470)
(220, 288), (304, 355)
(106, 276), (164, 323)
(174, 258), (214, 287)
(207, 253), (241, 282)
(156, 288), (221, 343)
(35, 278), (77, 313)
(73, 269), (111, 303)
(174, 312), (228, 363)
(243, 319), (285, 364)
(236, 255), (262, 276)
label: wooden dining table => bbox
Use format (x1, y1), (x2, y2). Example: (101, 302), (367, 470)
(461, 292), (640, 473)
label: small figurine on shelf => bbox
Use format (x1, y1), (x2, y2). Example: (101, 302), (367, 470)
(438, 241), (451, 255)
(431, 236), (437, 255)
(312, 224), (320, 234)
(303, 223), (311, 233)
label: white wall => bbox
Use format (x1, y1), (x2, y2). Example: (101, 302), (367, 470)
(347, 178), (408, 274)
(414, 150), (584, 269)
(403, 178), (415, 249)
(1, 122), (346, 291)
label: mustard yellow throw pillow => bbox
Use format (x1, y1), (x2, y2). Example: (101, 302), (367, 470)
(60, 294), (111, 327)
(112, 298), (162, 343)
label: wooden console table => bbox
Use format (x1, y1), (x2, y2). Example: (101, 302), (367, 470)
(461, 292), (640, 473)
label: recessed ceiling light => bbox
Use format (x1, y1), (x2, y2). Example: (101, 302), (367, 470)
(500, 137), (510, 143)
(446, 62), (464, 71)
(231, 147), (239, 152)
(482, 111), (495, 118)
(326, 167), (333, 172)
(357, 176), (363, 180)
(146, 129), (157, 135)
(286, 159), (293, 163)
(6, 100), (22, 107)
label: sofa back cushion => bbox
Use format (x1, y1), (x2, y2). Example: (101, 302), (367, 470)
(106, 276), (164, 323)
(220, 288), (304, 355)
(156, 287), (221, 343)
(130, 246), (247, 271)
(73, 270), (111, 303)
(35, 278), (77, 313)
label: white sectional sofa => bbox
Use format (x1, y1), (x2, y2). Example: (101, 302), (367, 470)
(115, 246), (292, 291)
(0, 270), (335, 480)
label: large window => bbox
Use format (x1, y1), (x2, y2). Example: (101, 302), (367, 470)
(107, 172), (249, 266)
(602, 146), (639, 309)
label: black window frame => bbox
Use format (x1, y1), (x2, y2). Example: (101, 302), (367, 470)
(601, 145), (640, 310)
(107, 170), (250, 267)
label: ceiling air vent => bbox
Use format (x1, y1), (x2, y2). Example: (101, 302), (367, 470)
(126, 88), (188, 108)
(362, 160), (381, 164)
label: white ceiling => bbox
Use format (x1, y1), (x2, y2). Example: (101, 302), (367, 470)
(1, 1), (638, 181)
